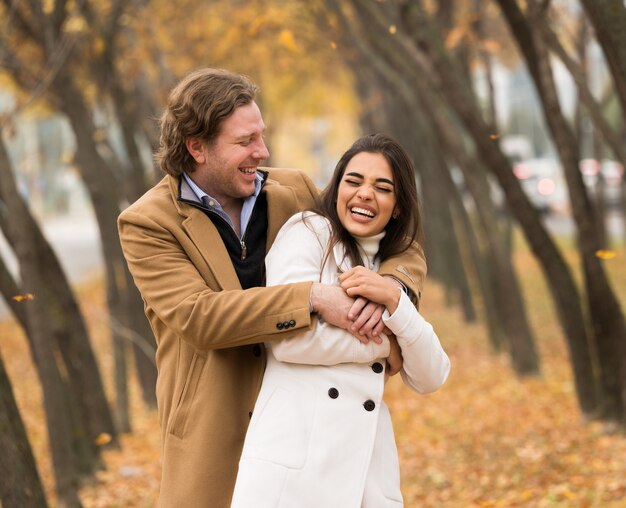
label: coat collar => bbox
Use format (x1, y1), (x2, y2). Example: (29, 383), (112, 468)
(167, 175), (241, 290)
(165, 170), (299, 290)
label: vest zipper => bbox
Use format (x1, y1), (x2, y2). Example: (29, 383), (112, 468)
(179, 186), (263, 262)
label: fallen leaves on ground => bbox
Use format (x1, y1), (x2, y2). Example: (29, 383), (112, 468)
(1, 244), (625, 507)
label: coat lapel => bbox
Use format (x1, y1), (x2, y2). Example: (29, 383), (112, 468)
(171, 176), (242, 291)
(182, 210), (242, 290)
(265, 179), (299, 252)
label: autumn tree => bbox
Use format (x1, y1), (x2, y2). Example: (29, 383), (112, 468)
(316, 0), (622, 422)
(0, 0), (159, 430)
(0, 138), (84, 507)
(497, 0), (626, 424)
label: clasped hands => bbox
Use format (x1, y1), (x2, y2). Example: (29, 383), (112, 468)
(310, 266), (403, 375)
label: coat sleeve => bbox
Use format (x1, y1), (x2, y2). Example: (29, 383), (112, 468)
(267, 214), (390, 365)
(383, 291), (450, 393)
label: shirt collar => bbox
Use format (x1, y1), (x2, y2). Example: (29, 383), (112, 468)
(182, 171), (265, 205)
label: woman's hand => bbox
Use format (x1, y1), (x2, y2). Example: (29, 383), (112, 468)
(339, 266), (401, 314)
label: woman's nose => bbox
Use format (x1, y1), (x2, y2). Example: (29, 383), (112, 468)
(356, 186), (373, 200)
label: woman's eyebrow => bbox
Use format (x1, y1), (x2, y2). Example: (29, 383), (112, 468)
(345, 172), (394, 186)
(376, 178), (395, 186)
(345, 171), (364, 179)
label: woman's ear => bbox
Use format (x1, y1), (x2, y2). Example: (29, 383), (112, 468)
(185, 138), (206, 164)
(392, 207), (400, 219)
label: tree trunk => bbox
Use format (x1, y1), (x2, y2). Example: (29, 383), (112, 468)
(429, 155), (477, 324)
(52, 67), (134, 432)
(0, 255), (29, 332)
(0, 159), (117, 451)
(499, 0), (626, 423)
(0, 138), (83, 508)
(0, 350), (48, 508)
(579, 0), (626, 117)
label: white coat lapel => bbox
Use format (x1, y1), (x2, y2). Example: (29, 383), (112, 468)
(332, 240), (352, 283)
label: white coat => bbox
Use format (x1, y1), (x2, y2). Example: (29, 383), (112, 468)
(231, 212), (450, 508)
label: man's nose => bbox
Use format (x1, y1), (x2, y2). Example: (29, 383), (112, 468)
(253, 139), (270, 160)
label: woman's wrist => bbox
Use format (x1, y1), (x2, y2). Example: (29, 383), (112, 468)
(384, 283), (402, 314)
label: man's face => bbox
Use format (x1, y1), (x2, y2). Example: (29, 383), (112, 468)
(188, 101), (270, 208)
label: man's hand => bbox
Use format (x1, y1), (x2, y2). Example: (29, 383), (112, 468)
(348, 297), (387, 338)
(386, 335), (403, 376)
(310, 283), (383, 344)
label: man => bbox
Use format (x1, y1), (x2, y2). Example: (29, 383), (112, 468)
(118, 68), (426, 507)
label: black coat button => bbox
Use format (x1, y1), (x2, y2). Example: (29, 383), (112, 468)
(288, 319), (296, 328)
(248, 411), (253, 418)
(276, 322), (284, 330)
(363, 400), (376, 411)
(252, 344), (262, 357)
(371, 362), (384, 374)
(328, 387), (339, 399)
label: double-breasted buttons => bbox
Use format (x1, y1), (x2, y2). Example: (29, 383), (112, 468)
(363, 400), (376, 412)
(328, 387), (339, 399)
(371, 362), (384, 374)
(276, 320), (297, 330)
(252, 344), (262, 357)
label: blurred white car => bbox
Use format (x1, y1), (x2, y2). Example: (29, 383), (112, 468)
(580, 158), (624, 208)
(513, 158), (568, 214)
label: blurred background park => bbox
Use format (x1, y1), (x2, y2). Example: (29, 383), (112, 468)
(1, 0), (625, 506)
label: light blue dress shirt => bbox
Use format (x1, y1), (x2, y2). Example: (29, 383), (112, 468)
(183, 171), (263, 240)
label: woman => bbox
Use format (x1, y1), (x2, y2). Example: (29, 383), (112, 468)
(231, 134), (450, 508)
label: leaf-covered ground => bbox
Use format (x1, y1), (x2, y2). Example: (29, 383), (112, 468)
(2, 242), (625, 507)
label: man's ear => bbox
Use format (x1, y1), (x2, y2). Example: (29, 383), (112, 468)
(185, 138), (206, 164)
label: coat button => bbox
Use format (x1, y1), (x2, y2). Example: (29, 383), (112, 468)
(363, 400), (376, 411)
(328, 387), (339, 399)
(252, 344), (262, 357)
(276, 322), (284, 330)
(288, 319), (296, 328)
(248, 411), (253, 419)
(371, 362), (383, 374)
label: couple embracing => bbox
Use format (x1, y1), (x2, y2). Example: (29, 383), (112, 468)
(118, 67), (450, 508)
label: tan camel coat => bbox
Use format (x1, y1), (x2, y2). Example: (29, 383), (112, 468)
(117, 169), (426, 508)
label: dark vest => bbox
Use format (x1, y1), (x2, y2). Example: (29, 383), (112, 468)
(202, 193), (268, 290)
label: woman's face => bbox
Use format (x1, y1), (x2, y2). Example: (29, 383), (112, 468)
(336, 151), (398, 237)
